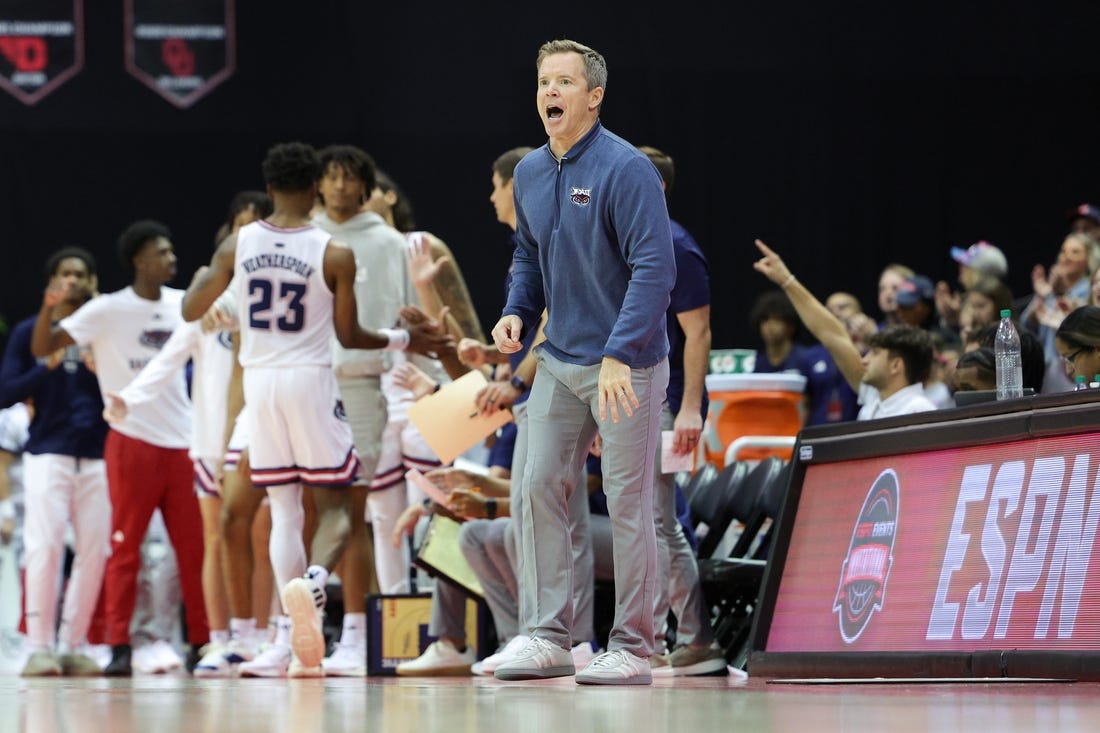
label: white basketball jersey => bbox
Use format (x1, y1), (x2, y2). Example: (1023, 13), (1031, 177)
(234, 220), (334, 368)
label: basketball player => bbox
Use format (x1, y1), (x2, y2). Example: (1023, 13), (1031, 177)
(31, 221), (209, 677)
(1, 247), (109, 677)
(180, 141), (451, 676)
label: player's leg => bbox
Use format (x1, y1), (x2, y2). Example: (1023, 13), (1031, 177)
(20, 454), (70, 675)
(57, 457), (110, 676)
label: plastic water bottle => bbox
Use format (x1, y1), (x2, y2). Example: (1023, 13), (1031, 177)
(994, 309), (1024, 400)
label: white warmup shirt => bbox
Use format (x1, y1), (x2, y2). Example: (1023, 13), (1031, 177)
(60, 286), (191, 449)
(857, 382), (937, 421)
(117, 321), (235, 462)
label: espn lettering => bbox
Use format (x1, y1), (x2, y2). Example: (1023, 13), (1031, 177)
(928, 455), (1100, 641)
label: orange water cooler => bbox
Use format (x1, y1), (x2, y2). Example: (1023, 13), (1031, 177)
(701, 373), (806, 469)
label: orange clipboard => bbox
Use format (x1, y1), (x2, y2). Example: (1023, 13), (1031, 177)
(406, 369), (514, 464)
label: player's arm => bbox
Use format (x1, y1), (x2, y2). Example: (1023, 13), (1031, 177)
(406, 234), (467, 342)
(753, 239), (864, 391)
(672, 304), (711, 453)
(29, 285), (77, 357)
(457, 338), (510, 367)
(425, 233), (487, 343)
(328, 239), (455, 354)
(424, 466), (511, 499)
(477, 310), (546, 414)
(182, 234), (237, 322)
(1, 325), (53, 408)
(398, 304), (469, 382)
(448, 490), (511, 520)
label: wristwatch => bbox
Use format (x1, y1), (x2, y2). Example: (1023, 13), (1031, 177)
(510, 375), (529, 393)
(485, 498), (498, 519)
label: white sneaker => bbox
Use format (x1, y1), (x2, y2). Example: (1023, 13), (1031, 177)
(192, 642), (226, 678)
(494, 637), (575, 681)
(284, 578), (326, 668)
(471, 634), (530, 676)
(252, 625), (276, 649)
(132, 639), (183, 673)
(59, 648), (104, 677)
(192, 642), (253, 679)
(321, 641), (366, 677)
(83, 644), (112, 670)
(576, 649), (652, 686)
(152, 640), (183, 672)
(130, 644), (152, 673)
(571, 640), (599, 670)
(650, 644), (728, 677)
(238, 643), (291, 678)
(288, 654), (324, 678)
(395, 640), (475, 677)
(223, 638), (257, 665)
(20, 650), (62, 677)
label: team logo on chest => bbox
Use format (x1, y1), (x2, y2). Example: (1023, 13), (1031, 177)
(139, 329), (173, 350)
(570, 187), (592, 206)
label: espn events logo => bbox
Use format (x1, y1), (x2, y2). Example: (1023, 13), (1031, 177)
(833, 469), (898, 643)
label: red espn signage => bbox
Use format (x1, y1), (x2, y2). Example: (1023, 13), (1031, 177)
(766, 431), (1100, 652)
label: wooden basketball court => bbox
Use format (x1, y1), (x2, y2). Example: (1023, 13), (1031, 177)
(2, 671), (1098, 733)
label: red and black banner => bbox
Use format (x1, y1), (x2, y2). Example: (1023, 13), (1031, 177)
(125, 0), (234, 109)
(0, 0), (83, 106)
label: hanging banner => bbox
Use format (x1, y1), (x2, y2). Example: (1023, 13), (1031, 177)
(124, 0), (234, 109)
(0, 0), (83, 106)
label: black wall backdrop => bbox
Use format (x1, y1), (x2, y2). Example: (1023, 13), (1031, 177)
(2, 2), (1100, 355)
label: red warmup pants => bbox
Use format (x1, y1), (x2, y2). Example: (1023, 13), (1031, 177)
(103, 430), (208, 647)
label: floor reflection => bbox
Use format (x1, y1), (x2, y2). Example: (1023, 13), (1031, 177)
(1, 675), (1098, 733)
